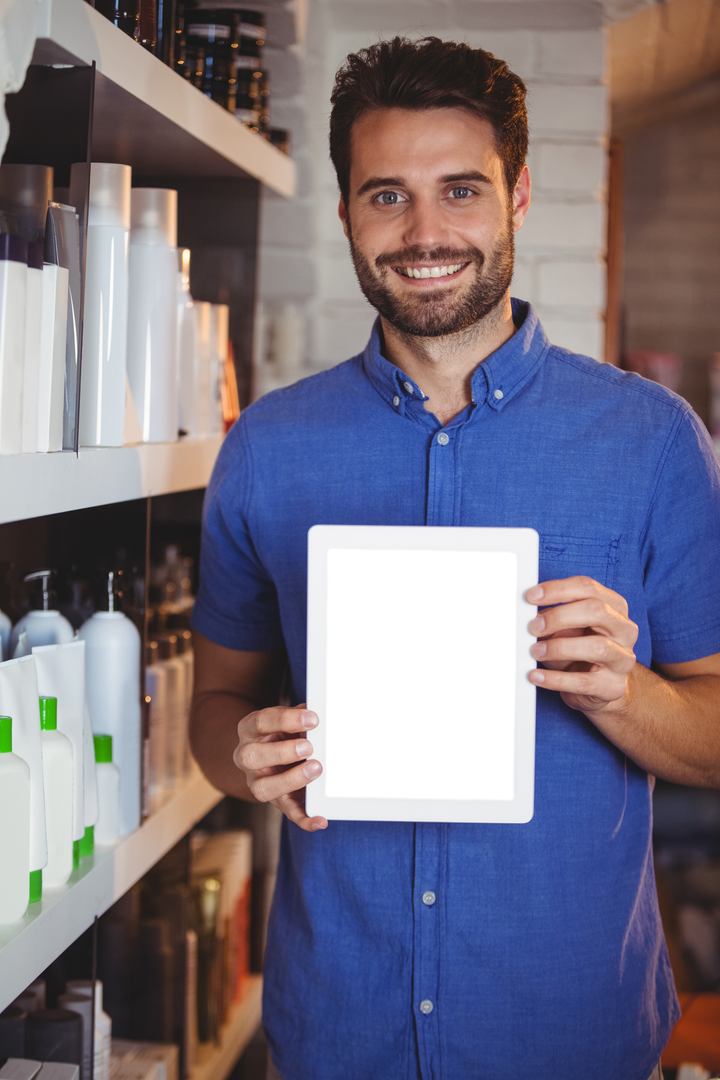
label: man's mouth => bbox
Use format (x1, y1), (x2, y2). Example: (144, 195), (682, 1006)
(394, 262), (468, 280)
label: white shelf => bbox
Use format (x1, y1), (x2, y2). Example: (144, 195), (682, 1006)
(0, 436), (223, 524)
(32, 0), (295, 196)
(0, 767), (224, 1012)
(191, 977), (263, 1080)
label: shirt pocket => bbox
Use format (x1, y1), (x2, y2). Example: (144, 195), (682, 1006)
(539, 534), (620, 590)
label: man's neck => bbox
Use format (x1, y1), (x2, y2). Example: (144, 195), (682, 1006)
(379, 293), (516, 426)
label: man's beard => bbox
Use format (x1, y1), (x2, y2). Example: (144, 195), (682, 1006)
(348, 219), (515, 339)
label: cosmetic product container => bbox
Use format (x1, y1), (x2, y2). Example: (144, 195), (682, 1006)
(10, 571), (75, 656)
(37, 248), (69, 453)
(26, 1009), (82, 1066)
(93, 734), (120, 846)
(56, 995), (92, 1080)
(64, 982), (111, 1080)
(79, 572), (141, 835)
(70, 163), (132, 449)
(38, 697), (74, 888)
(0, 165), (53, 242)
(145, 640), (168, 812)
(127, 189), (179, 443)
(177, 248), (198, 437)
(0, 607), (11, 661)
(0, 234), (27, 454)
(194, 301), (212, 437)
(20, 241), (44, 454)
(0, 716), (31, 922)
(208, 304), (228, 436)
(0, 655), (47, 897)
(174, 629), (194, 777)
(44, 203), (82, 450)
(0, 1005), (27, 1058)
(154, 635), (186, 790)
(33, 642), (89, 844)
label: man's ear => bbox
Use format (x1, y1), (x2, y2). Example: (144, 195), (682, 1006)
(338, 197), (351, 240)
(512, 165), (531, 233)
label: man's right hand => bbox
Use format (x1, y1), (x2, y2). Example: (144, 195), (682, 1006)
(233, 704), (329, 832)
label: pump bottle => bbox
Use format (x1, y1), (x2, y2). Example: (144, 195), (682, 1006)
(0, 715), (31, 922)
(38, 696), (74, 888)
(10, 570), (75, 657)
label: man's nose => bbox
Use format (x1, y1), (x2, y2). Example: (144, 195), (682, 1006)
(400, 196), (451, 254)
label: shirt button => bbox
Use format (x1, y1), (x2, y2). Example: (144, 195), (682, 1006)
(437, 432), (449, 446)
(422, 891), (436, 906)
(393, 395), (400, 407)
(419, 1000), (434, 1015)
(403, 381), (413, 394)
(494, 388), (504, 400)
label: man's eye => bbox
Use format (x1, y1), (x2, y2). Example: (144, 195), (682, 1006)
(449, 187), (472, 199)
(376, 191), (405, 205)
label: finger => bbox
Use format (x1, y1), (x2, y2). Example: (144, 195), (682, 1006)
(526, 577), (629, 618)
(244, 705), (318, 740)
(249, 758), (323, 804)
(272, 789), (328, 832)
(528, 664), (629, 701)
(530, 598), (637, 649)
(235, 736), (313, 773)
(531, 635), (635, 672)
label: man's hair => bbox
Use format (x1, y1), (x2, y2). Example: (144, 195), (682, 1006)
(329, 36), (528, 205)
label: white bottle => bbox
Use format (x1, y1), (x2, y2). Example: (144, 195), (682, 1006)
(71, 162), (131, 448)
(208, 304), (228, 437)
(10, 570), (75, 657)
(78, 572), (141, 835)
(126, 188), (179, 443)
(39, 695), (74, 888)
(64, 981), (111, 1080)
(0, 234), (27, 454)
(93, 734), (119, 846)
(0, 607), (11, 661)
(0, 715), (31, 922)
(21, 242), (44, 454)
(177, 247), (199, 437)
(195, 301), (212, 438)
(37, 260), (68, 453)
(145, 639), (168, 812)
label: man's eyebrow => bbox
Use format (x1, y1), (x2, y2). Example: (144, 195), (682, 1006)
(355, 170), (494, 198)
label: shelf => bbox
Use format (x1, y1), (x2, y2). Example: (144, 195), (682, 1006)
(0, 436), (223, 524)
(0, 767), (224, 1012)
(31, 0), (295, 196)
(191, 977), (263, 1080)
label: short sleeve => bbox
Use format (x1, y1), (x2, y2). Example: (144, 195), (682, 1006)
(191, 419), (285, 652)
(642, 409), (720, 664)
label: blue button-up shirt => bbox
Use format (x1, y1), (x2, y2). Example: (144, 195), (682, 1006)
(193, 301), (720, 1080)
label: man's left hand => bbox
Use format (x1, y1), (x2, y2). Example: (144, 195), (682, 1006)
(526, 577), (638, 716)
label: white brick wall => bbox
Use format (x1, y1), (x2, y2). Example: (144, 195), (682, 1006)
(255, 0), (609, 391)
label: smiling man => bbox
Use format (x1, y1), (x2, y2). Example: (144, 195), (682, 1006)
(190, 38), (720, 1080)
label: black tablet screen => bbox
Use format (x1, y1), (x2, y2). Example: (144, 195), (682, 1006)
(330, 552), (515, 799)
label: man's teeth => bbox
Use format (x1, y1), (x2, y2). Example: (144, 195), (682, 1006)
(403, 264), (464, 279)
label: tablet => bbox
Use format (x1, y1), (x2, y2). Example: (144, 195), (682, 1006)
(305, 525), (539, 824)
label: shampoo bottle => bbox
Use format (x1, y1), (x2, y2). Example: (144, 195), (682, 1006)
(38, 696), (74, 888)
(21, 242), (44, 453)
(0, 234), (27, 455)
(10, 570), (75, 657)
(78, 572), (141, 835)
(93, 735), (120, 846)
(0, 715), (31, 922)
(126, 188), (178, 443)
(70, 163), (131, 448)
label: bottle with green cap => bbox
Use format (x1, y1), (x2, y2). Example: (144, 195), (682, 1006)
(39, 695), (74, 887)
(94, 734), (119, 846)
(0, 714), (31, 922)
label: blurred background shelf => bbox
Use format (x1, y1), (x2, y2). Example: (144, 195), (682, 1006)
(31, 0), (295, 195)
(191, 977), (264, 1080)
(0, 768), (223, 1012)
(0, 437), (223, 525)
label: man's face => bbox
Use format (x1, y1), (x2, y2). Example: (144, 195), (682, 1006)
(339, 107), (530, 338)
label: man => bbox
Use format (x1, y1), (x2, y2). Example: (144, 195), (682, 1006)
(190, 37), (720, 1080)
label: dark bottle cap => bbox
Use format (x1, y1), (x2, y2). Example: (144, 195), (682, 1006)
(0, 233), (28, 263)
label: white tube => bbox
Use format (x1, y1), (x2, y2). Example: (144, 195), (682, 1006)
(78, 612), (141, 836)
(0, 716), (31, 923)
(94, 758), (120, 846)
(0, 655), (47, 872)
(33, 641), (87, 842)
(37, 263), (68, 453)
(126, 189), (178, 444)
(0, 235), (27, 455)
(22, 244), (44, 454)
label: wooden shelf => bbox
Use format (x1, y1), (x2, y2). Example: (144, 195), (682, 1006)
(191, 977), (264, 1080)
(0, 436), (223, 524)
(0, 767), (223, 1012)
(32, 0), (295, 195)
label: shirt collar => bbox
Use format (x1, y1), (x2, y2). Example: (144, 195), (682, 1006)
(361, 299), (550, 417)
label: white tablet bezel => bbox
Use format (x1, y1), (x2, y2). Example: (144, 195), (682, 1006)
(305, 524), (539, 824)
